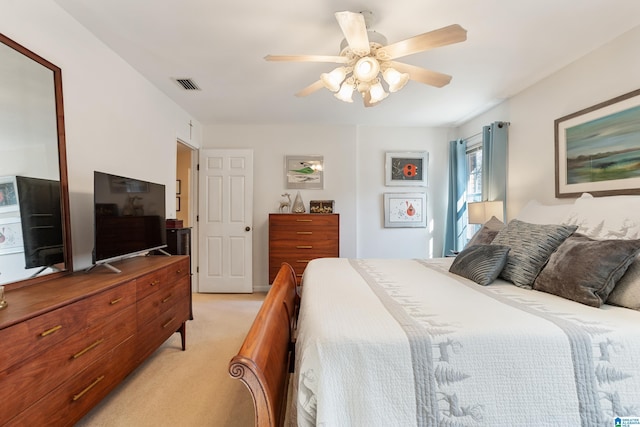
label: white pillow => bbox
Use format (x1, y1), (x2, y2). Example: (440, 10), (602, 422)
(561, 194), (640, 240)
(515, 200), (573, 225)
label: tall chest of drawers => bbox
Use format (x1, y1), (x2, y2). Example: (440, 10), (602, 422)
(269, 213), (339, 283)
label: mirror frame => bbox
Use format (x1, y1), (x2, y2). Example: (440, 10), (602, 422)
(0, 33), (73, 290)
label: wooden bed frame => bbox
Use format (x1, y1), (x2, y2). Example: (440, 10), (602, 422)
(228, 263), (299, 427)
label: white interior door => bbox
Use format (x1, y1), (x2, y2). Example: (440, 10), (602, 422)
(198, 149), (253, 293)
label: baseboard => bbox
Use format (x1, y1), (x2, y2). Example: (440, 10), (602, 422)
(253, 284), (271, 293)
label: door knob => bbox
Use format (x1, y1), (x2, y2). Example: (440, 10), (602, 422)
(245, 226), (251, 232)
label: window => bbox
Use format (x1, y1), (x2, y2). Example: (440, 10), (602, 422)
(464, 142), (483, 244)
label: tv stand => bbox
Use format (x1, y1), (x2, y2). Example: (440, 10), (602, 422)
(84, 262), (122, 274)
(155, 248), (172, 256)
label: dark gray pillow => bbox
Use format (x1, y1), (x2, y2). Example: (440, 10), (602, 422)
(465, 216), (504, 248)
(491, 219), (577, 289)
(449, 244), (510, 286)
(534, 234), (640, 307)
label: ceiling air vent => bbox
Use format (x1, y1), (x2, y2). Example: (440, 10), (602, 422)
(175, 78), (201, 90)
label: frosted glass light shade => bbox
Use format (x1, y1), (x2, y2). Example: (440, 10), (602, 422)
(320, 67), (347, 92)
(383, 67), (410, 92)
(368, 80), (388, 103)
(335, 81), (355, 103)
(353, 56), (380, 82)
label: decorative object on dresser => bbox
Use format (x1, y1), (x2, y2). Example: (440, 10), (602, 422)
(292, 191), (306, 213)
(268, 213), (339, 284)
(310, 200), (334, 214)
(278, 193), (291, 213)
(0, 255), (190, 426)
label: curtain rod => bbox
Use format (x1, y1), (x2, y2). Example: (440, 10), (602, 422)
(463, 131), (481, 141)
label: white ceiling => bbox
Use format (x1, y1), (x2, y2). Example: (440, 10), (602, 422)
(53, 0), (640, 127)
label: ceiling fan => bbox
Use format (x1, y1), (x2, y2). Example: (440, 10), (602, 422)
(265, 11), (467, 107)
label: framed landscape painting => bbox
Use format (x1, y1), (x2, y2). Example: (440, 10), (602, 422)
(555, 88), (640, 198)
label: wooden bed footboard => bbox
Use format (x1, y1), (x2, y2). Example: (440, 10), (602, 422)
(229, 263), (299, 427)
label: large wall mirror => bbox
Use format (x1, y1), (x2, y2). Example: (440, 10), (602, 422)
(0, 33), (72, 289)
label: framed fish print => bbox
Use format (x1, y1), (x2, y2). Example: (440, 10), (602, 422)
(385, 151), (428, 186)
(384, 192), (427, 228)
(285, 155), (324, 189)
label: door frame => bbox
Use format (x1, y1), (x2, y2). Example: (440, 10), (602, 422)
(176, 138), (199, 293)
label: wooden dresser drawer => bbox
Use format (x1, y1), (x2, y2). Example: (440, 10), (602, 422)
(136, 257), (189, 301)
(0, 305), (136, 424)
(137, 276), (190, 327)
(136, 297), (190, 362)
(6, 337), (136, 427)
(269, 213), (338, 228)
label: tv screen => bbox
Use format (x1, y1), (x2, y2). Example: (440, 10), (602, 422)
(93, 171), (166, 264)
(15, 176), (64, 269)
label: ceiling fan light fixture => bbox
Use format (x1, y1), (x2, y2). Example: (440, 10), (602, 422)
(353, 56), (380, 82)
(383, 67), (410, 92)
(368, 80), (388, 103)
(320, 66), (348, 92)
(335, 79), (355, 103)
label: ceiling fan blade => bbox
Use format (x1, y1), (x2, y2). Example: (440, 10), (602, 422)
(295, 80), (325, 97)
(376, 24), (467, 61)
(265, 54), (349, 64)
(389, 62), (452, 87)
(335, 11), (370, 55)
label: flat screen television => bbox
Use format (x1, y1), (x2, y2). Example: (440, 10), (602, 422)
(93, 171), (167, 267)
(15, 176), (64, 269)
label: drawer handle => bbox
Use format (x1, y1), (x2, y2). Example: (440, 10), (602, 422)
(296, 260), (311, 263)
(296, 219), (313, 222)
(296, 231), (312, 235)
(296, 245), (313, 249)
(150, 279), (160, 286)
(110, 297), (123, 305)
(72, 339), (105, 359)
(176, 269), (183, 274)
(40, 325), (62, 337)
(162, 317), (176, 329)
(162, 294), (173, 304)
(72, 375), (105, 401)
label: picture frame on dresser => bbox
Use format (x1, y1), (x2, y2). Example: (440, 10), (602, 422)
(555, 87), (640, 198)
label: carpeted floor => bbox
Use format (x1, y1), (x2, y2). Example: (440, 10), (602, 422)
(75, 292), (265, 427)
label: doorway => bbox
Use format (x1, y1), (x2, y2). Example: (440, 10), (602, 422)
(176, 140), (198, 292)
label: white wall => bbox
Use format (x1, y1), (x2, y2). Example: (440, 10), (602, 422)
(203, 124), (453, 287)
(1, 0), (202, 270)
(457, 25), (640, 219)
(356, 126), (452, 258)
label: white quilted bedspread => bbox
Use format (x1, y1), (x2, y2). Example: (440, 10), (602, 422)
(289, 258), (640, 427)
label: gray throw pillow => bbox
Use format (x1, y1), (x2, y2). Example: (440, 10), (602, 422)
(534, 234), (640, 307)
(465, 216), (504, 248)
(491, 219), (577, 289)
(607, 256), (640, 310)
(449, 244), (510, 286)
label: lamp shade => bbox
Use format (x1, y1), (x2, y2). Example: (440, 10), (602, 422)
(382, 67), (409, 92)
(468, 201), (504, 224)
(335, 80), (355, 103)
(320, 67), (347, 92)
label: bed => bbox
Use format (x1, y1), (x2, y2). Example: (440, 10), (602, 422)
(230, 193), (640, 426)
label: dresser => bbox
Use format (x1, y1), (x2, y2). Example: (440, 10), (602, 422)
(0, 255), (190, 426)
(269, 213), (339, 283)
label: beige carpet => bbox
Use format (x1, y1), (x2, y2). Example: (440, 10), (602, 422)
(75, 292), (265, 427)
